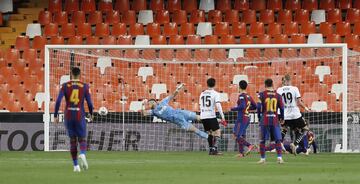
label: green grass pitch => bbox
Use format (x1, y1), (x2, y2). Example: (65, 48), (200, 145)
(0, 151), (359, 184)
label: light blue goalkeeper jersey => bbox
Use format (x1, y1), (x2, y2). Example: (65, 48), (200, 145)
(150, 96), (176, 122)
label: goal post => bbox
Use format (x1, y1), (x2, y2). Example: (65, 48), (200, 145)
(43, 44), (357, 153)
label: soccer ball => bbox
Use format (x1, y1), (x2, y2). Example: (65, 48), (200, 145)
(98, 106), (108, 116)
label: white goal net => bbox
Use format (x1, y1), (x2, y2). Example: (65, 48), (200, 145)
(44, 44), (359, 153)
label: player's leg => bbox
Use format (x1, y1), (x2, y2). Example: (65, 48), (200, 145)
(178, 110), (209, 139)
(201, 119), (214, 154)
(258, 126), (268, 164)
(65, 120), (81, 172)
(187, 123), (208, 139)
(76, 118), (88, 170)
(294, 117), (309, 146)
(272, 125), (284, 164)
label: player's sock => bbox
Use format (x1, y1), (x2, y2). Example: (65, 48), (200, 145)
(213, 136), (220, 151)
(259, 141), (266, 159)
(275, 141), (283, 158)
(70, 137), (78, 166)
(266, 142), (276, 151)
(208, 134), (214, 151)
(195, 129), (208, 139)
(295, 130), (308, 146)
(302, 133), (309, 149)
(79, 138), (87, 155)
(237, 139), (245, 154)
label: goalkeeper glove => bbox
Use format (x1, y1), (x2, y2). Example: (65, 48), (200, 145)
(220, 120), (228, 127)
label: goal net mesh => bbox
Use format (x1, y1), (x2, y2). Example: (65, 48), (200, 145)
(46, 46), (359, 153)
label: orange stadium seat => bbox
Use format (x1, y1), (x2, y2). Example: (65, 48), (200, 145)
(224, 9), (239, 23)
(267, 22), (282, 36)
(122, 10), (137, 25)
(175, 49), (192, 61)
(117, 35), (133, 44)
(300, 21), (316, 35)
(355, 1), (360, 9)
(335, 21), (351, 36)
(129, 23), (144, 36)
(22, 48), (37, 62)
(231, 22), (247, 36)
(88, 11), (103, 25)
(101, 36), (117, 45)
(303, 92), (319, 107)
(245, 49), (261, 59)
(0, 13), (2, 26)
(249, 22), (265, 36)
(155, 10), (170, 24)
(268, 0), (283, 11)
(320, 0), (335, 10)
(208, 10), (222, 24)
(163, 22), (178, 36)
(105, 11), (120, 25)
(159, 49), (174, 60)
(15, 36), (30, 50)
(151, 35), (166, 45)
(32, 36), (47, 50)
(344, 34), (360, 49)
(111, 23), (127, 36)
(346, 8), (360, 23)
(353, 22), (360, 35)
(294, 9), (309, 23)
(204, 35), (219, 44)
(99, 0), (113, 12)
(337, 0), (352, 9)
(190, 10), (205, 24)
(319, 22), (334, 36)
(277, 9), (292, 24)
(169, 34), (184, 44)
(132, 0), (147, 12)
(251, 0), (266, 11)
(327, 9), (342, 23)
(234, 0), (249, 10)
(44, 23), (59, 37)
(50, 36), (65, 44)
(167, 0), (181, 12)
(214, 22), (230, 36)
(194, 49), (209, 61)
(86, 36), (100, 44)
(95, 23), (110, 37)
(264, 48), (280, 58)
(49, 0), (62, 12)
(4, 48), (20, 64)
(242, 9), (256, 24)
(65, 0), (79, 12)
(290, 33), (306, 43)
(299, 48), (315, 57)
(239, 35), (253, 44)
(76, 22), (92, 37)
(256, 34), (272, 44)
(285, 0), (301, 10)
(186, 35), (201, 44)
(146, 22), (161, 36)
(220, 35), (236, 44)
(326, 34), (342, 43)
(81, 0), (96, 12)
(71, 11), (85, 24)
(184, 0), (198, 13)
(216, 0), (231, 11)
(302, 0), (318, 11)
(151, 0), (164, 11)
(38, 11), (52, 25)
(283, 22), (299, 35)
(61, 23), (75, 38)
(172, 10), (187, 24)
(179, 22), (195, 36)
(54, 11), (68, 25)
(273, 34), (289, 44)
(259, 9), (275, 24)
(68, 35), (83, 44)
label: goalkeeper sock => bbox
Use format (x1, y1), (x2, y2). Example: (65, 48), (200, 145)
(195, 129), (208, 139)
(70, 137), (78, 166)
(237, 138), (244, 154)
(213, 136), (220, 150)
(79, 138), (87, 155)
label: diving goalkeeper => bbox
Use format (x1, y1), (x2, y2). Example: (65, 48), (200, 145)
(141, 83), (208, 139)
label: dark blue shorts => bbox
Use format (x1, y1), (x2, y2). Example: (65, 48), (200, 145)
(65, 118), (87, 138)
(260, 124), (282, 142)
(233, 121), (249, 139)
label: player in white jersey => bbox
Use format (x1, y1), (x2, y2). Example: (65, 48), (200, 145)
(199, 78), (227, 155)
(276, 74), (310, 154)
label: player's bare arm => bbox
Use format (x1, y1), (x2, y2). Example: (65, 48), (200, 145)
(296, 97), (310, 111)
(169, 83), (185, 100)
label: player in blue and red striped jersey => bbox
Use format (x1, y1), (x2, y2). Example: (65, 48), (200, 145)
(257, 78), (285, 164)
(54, 67), (93, 172)
(231, 80), (257, 157)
